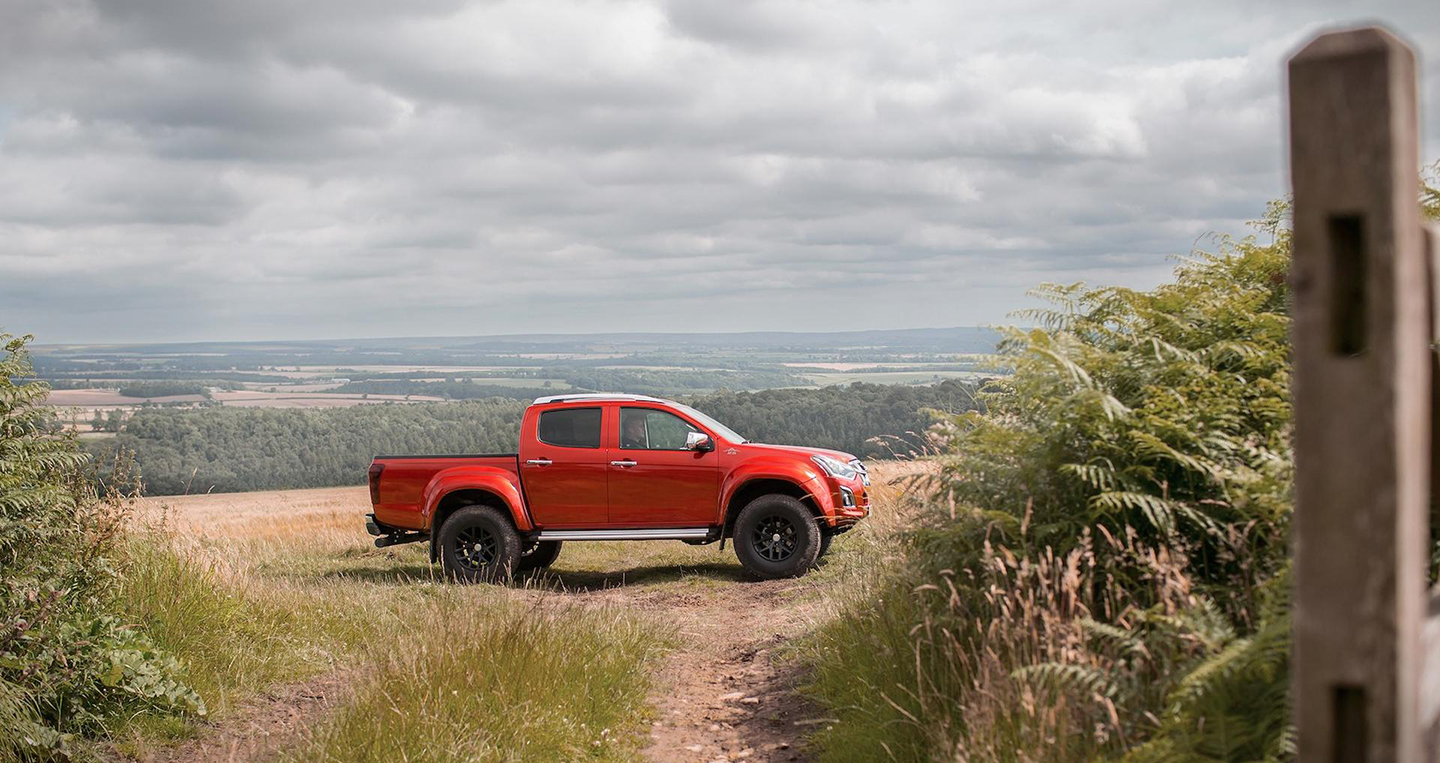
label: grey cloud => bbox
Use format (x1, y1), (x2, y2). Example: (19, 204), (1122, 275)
(1, 0), (1437, 343)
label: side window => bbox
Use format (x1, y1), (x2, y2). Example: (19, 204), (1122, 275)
(620, 408), (700, 450)
(537, 407), (602, 449)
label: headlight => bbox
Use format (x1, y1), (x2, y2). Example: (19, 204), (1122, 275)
(811, 454), (859, 480)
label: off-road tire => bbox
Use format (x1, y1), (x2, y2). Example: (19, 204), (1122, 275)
(437, 506), (521, 583)
(817, 528), (834, 559)
(517, 540), (564, 572)
(733, 494), (821, 579)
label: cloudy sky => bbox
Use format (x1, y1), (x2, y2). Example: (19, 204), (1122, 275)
(2, 0), (1437, 343)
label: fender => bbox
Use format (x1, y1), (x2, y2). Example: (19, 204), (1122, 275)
(720, 458), (835, 522)
(421, 466), (533, 532)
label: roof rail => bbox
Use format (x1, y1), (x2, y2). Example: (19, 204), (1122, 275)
(530, 392), (676, 405)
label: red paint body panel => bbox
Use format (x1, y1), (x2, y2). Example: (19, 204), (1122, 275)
(519, 404), (612, 526)
(606, 402), (721, 527)
(368, 396), (871, 534)
(371, 455), (528, 531)
(423, 466), (532, 532)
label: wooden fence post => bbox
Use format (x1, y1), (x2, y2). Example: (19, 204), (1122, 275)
(1289, 26), (1431, 763)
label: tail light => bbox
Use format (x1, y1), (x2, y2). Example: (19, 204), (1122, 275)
(368, 462), (385, 505)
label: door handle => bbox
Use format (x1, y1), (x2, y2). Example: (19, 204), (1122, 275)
(610, 459), (638, 468)
(526, 458), (553, 466)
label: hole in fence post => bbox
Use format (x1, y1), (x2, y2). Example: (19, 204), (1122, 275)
(1329, 214), (1367, 356)
(1332, 684), (1367, 763)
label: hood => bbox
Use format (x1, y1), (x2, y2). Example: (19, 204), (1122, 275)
(732, 441), (858, 463)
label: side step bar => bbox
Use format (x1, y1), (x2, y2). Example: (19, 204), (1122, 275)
(536, 527), (711, 541)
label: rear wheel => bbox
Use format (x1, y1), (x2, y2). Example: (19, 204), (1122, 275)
(437, 506), (520, 583)
(517, 540), (564, 572)
(733, 494), (821, 579)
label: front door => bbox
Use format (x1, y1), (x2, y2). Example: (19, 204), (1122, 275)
(520, 406), (610, 527)
(607, 406), (721, 527)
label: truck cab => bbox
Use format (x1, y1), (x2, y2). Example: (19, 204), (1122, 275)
(366, 393), (870, 581)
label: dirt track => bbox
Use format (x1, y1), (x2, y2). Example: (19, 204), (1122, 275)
(137, 671), (356, 763)
(581, 580), (825, 762)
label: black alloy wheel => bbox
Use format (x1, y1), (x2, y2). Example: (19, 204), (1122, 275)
(437, 505), (521, 583)
(454, 525), (498, 571)
(732, 494), (821, 579)
(753, 514), (799, 562)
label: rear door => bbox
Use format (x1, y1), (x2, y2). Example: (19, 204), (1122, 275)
(607, 405), (721, 527)
(520, 405), (610, 527)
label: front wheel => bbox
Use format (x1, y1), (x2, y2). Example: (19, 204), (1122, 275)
(817, 528), (833, 559)
(437, 506), (521, 583)
(733, 495), (821, 579)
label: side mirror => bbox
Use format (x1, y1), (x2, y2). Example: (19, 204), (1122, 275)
(685, 432), (714, 452)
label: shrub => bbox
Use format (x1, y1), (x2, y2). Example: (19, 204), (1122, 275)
(802, 204), (1297, 763)
(0, 333), (201, 761)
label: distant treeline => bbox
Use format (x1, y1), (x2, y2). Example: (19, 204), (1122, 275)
(116, 381), (213, 398)
(688, 380), (978, 458)
(91, 399), (528, 495)
(92, 381), (982, 495)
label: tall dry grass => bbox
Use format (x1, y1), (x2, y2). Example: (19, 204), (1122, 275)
(802, 517), (1249, 763)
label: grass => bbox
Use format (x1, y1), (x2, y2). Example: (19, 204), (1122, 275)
(116, 492), (675, 761)
(284, 599), (664, 763)
(783, 461), (945, 762)
(118, 540), (326, 716)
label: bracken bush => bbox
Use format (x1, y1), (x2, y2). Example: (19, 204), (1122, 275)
(804, 198), (1301, 763)
(0, 333), (201, 762)
(805, 170), (1440, 763)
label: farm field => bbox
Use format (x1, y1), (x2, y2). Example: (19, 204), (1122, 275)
(797, 369), (986, 386)
(35, 329), (1000, 433)
(45, 388), (444, 431)
(122, 461), (925, 763)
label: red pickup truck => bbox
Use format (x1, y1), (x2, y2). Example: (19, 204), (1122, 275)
(365, 393), (870, 581)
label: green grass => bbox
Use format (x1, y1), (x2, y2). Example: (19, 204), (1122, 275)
(801, 591), (944, 762)
(113, 528), (672, 761)
(111, 537), (344, 751)
(790, 463), (945, 763)
(284, 599), (666, 763)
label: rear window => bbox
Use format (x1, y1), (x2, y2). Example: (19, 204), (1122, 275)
(537, 407), (602, 449)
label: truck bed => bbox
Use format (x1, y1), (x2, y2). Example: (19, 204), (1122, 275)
(370, 453), (521, 531)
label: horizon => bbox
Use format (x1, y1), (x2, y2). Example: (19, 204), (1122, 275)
(25, 324), (998, 350)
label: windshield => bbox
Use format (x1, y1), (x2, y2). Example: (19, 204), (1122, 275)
(672, 402), (747, 443)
